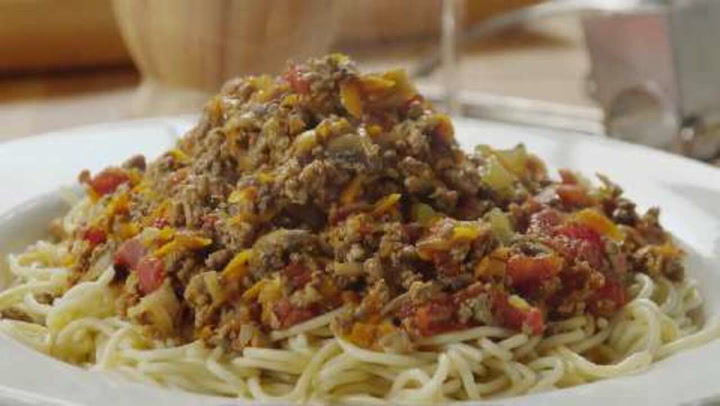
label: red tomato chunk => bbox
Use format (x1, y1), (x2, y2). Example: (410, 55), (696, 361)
(82, 227), (106, 247)
(137, 256), (165, 294)
(113, 238), (146, 271)
(87, 168), (130, 197)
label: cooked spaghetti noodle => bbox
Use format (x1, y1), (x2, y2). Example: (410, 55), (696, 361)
(1, 55), (718, 403)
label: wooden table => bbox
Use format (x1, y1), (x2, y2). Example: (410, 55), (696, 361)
(0, 17), (592, 142)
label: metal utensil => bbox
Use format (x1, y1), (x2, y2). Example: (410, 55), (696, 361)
(585, 0), (720, 160)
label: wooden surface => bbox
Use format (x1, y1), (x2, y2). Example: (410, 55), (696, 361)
(335, 0), (544, 45)
(0, 0), (541, 73)
(0, 17), (591, 142)
(0, 0), (129, 73)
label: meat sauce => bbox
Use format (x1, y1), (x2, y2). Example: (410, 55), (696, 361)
(64, 55), (684, 353)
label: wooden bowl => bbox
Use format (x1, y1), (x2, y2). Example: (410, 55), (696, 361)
(112, 0), (339, 90)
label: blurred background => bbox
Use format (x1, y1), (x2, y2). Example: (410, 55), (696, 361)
(1, 0), (719, 164)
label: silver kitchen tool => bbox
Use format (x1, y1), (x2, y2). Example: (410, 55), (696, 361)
(584, 0), (720, 160)
(417, 0), (720, 162)
(417, 0), (646, 136)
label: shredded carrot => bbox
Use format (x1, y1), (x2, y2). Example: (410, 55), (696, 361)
(155, 235), (212, 258)
(359, 75), (395, 93)
(145, 200), (171, 226)
(228, 207), (278, 226)
(371, 193), (401, 217)
(349, 323), (376, 348)
(222, 249), (254, 281)
(452, 225), (482, 241)
(340, 80), (363, 118)
(228, 186), (257, 204)
(348, 321), (395, 348)
(118, 222), (140, 239)
(340, 175), (364, 205)
(157, 227), (175, 242)
(281, 94), (299, 107)
(103, 191), (129, 219)
(474, 256), (506, 279)
(366, 124), (383, 138)
(571, 208), (624, 242)
(242, 280), (267, 301)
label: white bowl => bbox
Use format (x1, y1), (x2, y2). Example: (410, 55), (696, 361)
(0, 117), (718, 405)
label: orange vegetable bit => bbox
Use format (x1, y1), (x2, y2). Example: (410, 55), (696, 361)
(371, 193), (401, 217)
(222, 249), (254, 281)
(571, 208), (624, 242)
(340, 80), (363, 118)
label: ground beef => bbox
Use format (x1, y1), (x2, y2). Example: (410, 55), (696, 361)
(49, 55), (684, 353)
(249, 229), (322, 278)
(205, 248), (233, 270)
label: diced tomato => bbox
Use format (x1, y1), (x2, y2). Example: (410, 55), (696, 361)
(414, 298), (458, 336)
(528, 208), (562, 234)
(492, 292), (544, 335)
(506, 254), (563, 286)
(453, 282), (487, 303)
(555, 224), (605, 267)
(136, 256), (164, 294)
(283, 65), (311, 95)
(588, 278), (627, 316)
(556, 184), (591, 206)
(87, 168), (130, 197)
(82, 226), (106, 247)
(557, 224), (602, 246)
(522, 198), (543, 214)
(272, 304), (292, 326)
(274, 299), (314, 328)
(113, 238), (146, 271)
(521, 308), (544, 335)
(284, 263), (312, 288)
(558, 169), (578, 184)
(431, 251), (462, 277)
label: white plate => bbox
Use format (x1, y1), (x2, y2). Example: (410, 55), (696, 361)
(0, 117), (718, 406)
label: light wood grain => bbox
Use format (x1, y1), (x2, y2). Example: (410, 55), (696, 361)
(0, 0), (130, 73)
(0, 17), (592, 143)
(335, 0), (543, 45)
(112, 0), (339, 90)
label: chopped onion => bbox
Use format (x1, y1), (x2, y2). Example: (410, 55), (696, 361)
(482, 156), (516, 199)
(128, 282), (180, 336)
(485, 208), (513, 245)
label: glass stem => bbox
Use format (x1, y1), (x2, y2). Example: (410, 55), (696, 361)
(441, 0), (464, 116)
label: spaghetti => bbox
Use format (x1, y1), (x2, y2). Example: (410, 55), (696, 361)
(0, 237), (717, 403)
(0, 55), (718, 403)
